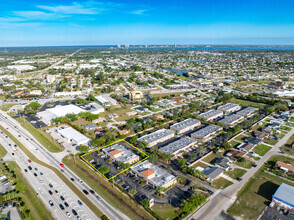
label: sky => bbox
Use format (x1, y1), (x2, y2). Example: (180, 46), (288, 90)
(0, 0), (294, 46)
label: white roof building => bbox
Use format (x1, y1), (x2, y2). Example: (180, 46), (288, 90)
(37, 104), (86, 125)
(57, 126), (90, 146)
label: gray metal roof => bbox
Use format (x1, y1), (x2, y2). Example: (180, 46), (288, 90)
(273, 183), (294, 207)
(137, 129), (174, 144)
(159, 137), (196, 154)
(203, 167), (223, 180)
(170, 118), (200, 131)
(191, 125), (222, 139)
(200, 109), (223, 119)
(218, 114), (243, 125)
(218, 103), (240, 112)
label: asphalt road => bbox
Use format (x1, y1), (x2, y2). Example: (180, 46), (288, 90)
(0, 130), (96, 220)
(188, 119), (294, 220)
(0, 110), (130, 220)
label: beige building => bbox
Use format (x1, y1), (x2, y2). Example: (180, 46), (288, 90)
(130, 90), (143, 101)
(170, 118), (201, 134)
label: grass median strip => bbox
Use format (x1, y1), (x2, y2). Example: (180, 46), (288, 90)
(0, 144), (7, 158)
(0, 125), (103, 218)
(4, 161), (54, 220)
(63, 155), (154, 220)
(15, 117), (64, 153)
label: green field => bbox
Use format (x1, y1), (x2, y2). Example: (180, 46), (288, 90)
(0, 104), (17, 111)
(280, 134), (294, 155)
(263, 137), (278, 146)
(0, 144), (7, 158)
(151, 204), (179, 220)
(16, 117), (64, 152)
(191, 161), (209, 169)
(230, 98), (266, 109)
(229, 140), (240, 148)
(202, 153), (219, 164)
(228, 157), (294, 219)
(253, 144), (271, 156)
(1, 161), (54, 220)
(212, 177), (233, 189)
(0, 125), (104, 218)
(62, 155), (153, 220)
(235, 159), (254, 169)
(280, 126), (291, 131)
(225, 168), (247, 180)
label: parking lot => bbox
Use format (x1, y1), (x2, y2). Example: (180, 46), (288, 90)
(260, 206), (294, 220)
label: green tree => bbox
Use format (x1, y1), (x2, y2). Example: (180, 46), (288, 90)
(78, 145), (90, 153)
(24, 102), (41, 111)
(221, 141), (231, 150)
(142, 199), (149, 208)
(87, 94), (96, 101)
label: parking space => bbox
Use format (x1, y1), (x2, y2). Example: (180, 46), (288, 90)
(260, 206), (294, 220)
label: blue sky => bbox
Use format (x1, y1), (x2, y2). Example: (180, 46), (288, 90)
(1, 0), (294, 46)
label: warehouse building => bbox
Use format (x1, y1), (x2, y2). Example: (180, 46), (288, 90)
(102, 144), (140, 164)
(138, 129), (174, 147)
(57, 126), (90, 146)
(199, 109), (223, 121)
(236, 107), (258, 118)
(170, 118), (201, 134)
(218, 114), (244, 126)
(191, 125), (222, 142)
(96, 95), (111, 106)
(37, 104), (86, 125)
(272, 183), (294, 213)
(218, 103), (241, 114)
(132, 161), (177, 188)
(159, 137), (196, 156)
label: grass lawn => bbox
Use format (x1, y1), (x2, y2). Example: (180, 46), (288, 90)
(62, 155), (153, 220)
(0, 144), (7, 158)
(280, 126), (291, 131)
(0, 125), (104, 218)
(234, 134), (248, 142)
(202, 153), (220, 164)
(0, 104), (17, 111)
(191, 161), (209, 169)
(225, 168), (247, 180)
(227, 161), (294, 219)
(285, 122), (294, 127)
(253, 144), (271, 156)
(151, 204), (179, 220)
(230, 98), (266, 109)
(4, 161), (54, 220)
(229, 140), (241, 148)
(263, 137), (278, 146)
(16, 117), (64, 152)
(212, 177), (233, 189)
(280, 134), (294, 155)
(235, 159), (254, 169)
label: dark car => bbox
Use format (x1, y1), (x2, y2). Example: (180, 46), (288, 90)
(70, 177), (75, 181)
(28, 166), (32, 170)
(48, 190), (53, 195)
(64, 202), (69, 207)
(237, 178), (243, 182)
(40, 172), (43, 175)
(59, 204), (65, 210)
(49, 200), (54, 206)
(60, 196), (65, 201)
(33, 173), (37, 177)
(49, 183), (53, 188)
(252, 164), (257, 167)
(72, 209), (78, 216)
(82, 189), (89, 195)
(24, 169), (28, 172)
(89, 189), (95, 194)
(77, 200), (83, 206)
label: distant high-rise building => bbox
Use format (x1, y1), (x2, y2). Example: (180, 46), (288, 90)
(117, 44), (121, 48)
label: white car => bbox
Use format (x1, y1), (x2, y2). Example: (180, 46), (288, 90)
(66, 211), (71, 217)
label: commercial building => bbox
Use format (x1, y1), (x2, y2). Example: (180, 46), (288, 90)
(170, 118), (201, 134)
(191, 125), (222, 142)
(236, 107), (258, 118)
(218, 114), (244, 126)
(37, 104), (86, 125)
(131, 161), (177, 188)
(272, 183), (294, 213)
(138, 129), (174, 147)
(102, 144), (140, 165)
(96, 95), (111, 106)
(130, 91), (143, 101)
(56, 126), (90, 146)
(159, 137), (196, 156)
(218, 103), (241, 114)
(199, 109), (223, 121)
(85, 103), (105, 114)
(54, 91), (82, 97)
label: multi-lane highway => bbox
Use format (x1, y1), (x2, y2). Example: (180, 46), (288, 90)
(0, 129), (96, 220)
(0, 110), (130, 220)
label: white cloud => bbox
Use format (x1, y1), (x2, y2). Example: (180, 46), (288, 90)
(131, 9), (149, 15)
